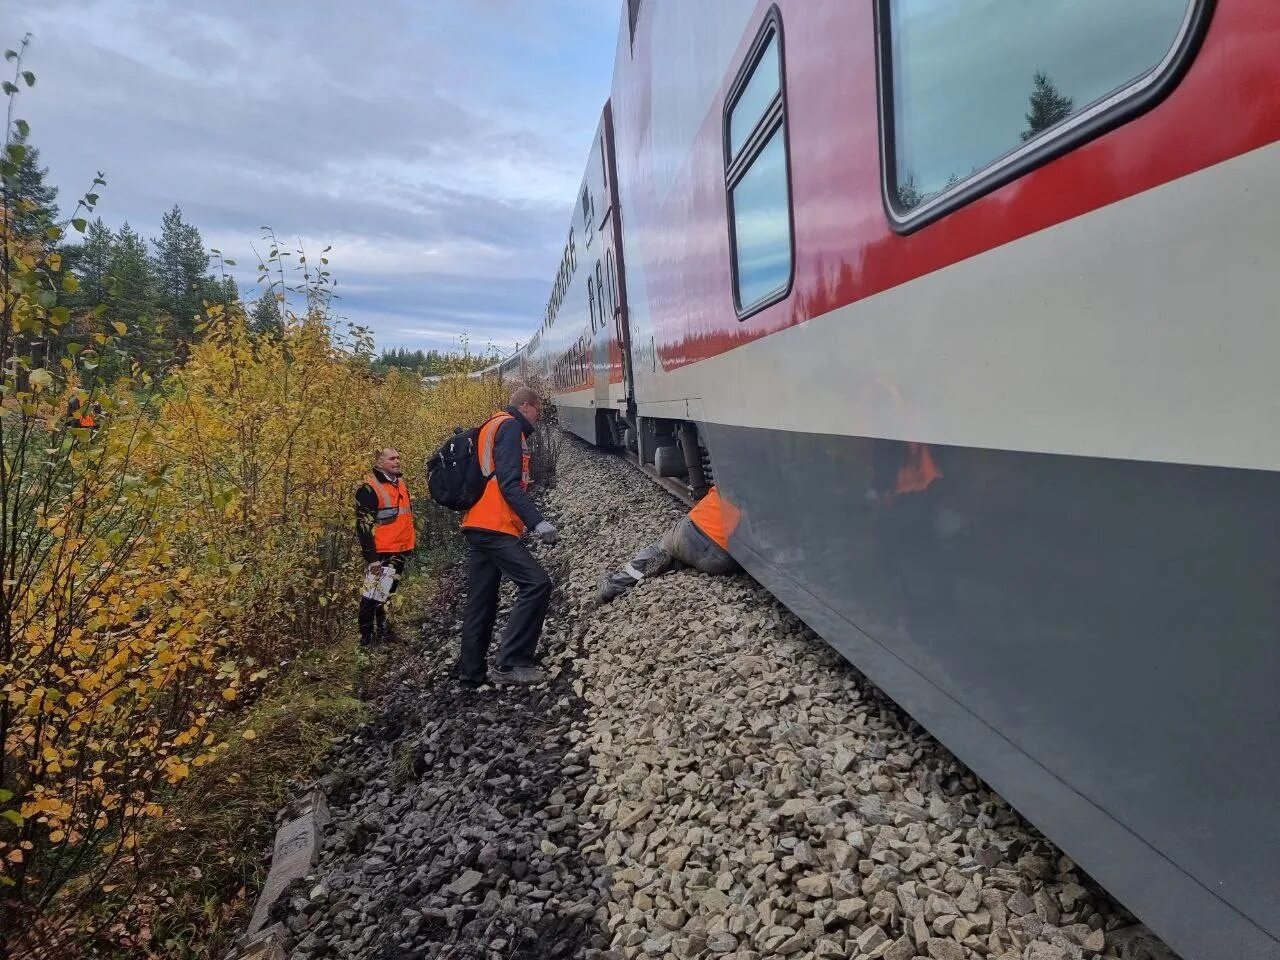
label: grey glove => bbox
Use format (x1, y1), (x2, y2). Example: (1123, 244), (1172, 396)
(534, 521), (558, 545)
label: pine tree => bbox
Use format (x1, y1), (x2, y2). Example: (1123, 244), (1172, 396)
(250, 294), (283, 336)
(5, 132), (59, 240)
(151, 205), (214, 339)
(1021, 71), (1075, 142)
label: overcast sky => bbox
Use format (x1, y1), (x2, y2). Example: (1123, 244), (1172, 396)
(3, 0), (619, 356)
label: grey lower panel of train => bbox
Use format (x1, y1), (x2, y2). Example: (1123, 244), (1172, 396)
(555, 404), (597, 446)
(700, 421), (1279, 960)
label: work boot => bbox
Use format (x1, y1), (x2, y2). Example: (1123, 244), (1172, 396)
(376, 617), (398, 644)
(492, 665), (547, 685)
(597, 571), (636, 605)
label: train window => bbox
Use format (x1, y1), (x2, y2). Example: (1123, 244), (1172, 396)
(606, 251), (618, 316)
(878, 0), (1210, 231)
(628, 0), (642, 49)
(725, 12), (793, 317)
(588, 277), (597, 333)
(728, 34), (780, 161)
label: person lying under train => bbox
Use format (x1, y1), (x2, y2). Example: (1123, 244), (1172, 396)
(597, 485), (742, 604)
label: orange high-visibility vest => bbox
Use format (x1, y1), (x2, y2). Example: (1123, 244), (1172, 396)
(688, 485), (739, 552)
(895, 443), (942, 495)
(77, 413), (96, 428)
(365, 473), (416, 554)
(462, 412), (531, 537)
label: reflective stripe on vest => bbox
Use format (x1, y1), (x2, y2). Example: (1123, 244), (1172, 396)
(462, 413), (531, 537)
(687, 485), (739, 553)
(365, 473), (416, 554)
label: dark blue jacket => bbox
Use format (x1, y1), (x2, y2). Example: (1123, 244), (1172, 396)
(489, 406), (545, 531)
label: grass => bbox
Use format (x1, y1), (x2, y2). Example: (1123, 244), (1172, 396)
(65, 543), (456, 960)
(97, 630), (374, 959)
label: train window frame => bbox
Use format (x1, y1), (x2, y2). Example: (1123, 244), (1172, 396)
(595, 259), (606, 331)
(874, 0), (1215, 234)
(722, 6), (795, 321)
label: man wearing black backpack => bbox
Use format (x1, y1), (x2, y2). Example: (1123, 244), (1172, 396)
(456, 387), (558, 688)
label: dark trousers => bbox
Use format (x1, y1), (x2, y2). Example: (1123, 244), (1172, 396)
(458, 529), (552, 681)
(358, 552), (407, 642)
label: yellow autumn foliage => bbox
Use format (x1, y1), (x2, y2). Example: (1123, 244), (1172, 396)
(1, 291), (505, 950)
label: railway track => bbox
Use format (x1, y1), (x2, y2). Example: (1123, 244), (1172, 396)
(267, 439), (1178, 960)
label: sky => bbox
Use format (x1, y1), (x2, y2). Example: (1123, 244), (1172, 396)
(2, 0), (620, 356)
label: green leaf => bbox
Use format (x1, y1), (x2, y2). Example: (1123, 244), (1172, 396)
(4, 50), (16, 61)
(6, 143), (25, 163)
(71, 218), (87, 233)
(0, 810), (21, 828)
(46, 225), (63, 241)
(1, 81), (16, 95)
(223, 258), (236, 266)
(14, 118), (28, 137)
(84, 193), (99, 205)
(37, 290), (57, 309)
(0, 788), (12, 803)
(61, 275), (79, 293)
(21, 71), (34, 87)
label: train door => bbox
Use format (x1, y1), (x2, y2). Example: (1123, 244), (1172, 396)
(602, 105), (635, 424)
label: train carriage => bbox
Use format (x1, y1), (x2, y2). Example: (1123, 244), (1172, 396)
(521, 109), (632, 448)
(509, 3), (1280, 957)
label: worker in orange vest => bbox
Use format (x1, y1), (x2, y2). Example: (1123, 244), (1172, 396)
(598, 484), (742, 604)
(355, 447), (416, 646)
(65, 395), (101, 430)
(457, 386), (558, 688)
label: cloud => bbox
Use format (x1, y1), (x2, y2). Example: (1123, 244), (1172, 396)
(3, 0), (620, 352)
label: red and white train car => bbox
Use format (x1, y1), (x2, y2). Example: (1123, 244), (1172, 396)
(505, 3), (1280, 956)
(516, 109), (632, 446)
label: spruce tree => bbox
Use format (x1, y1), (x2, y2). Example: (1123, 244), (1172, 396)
(108, 222), (164, 368)
(65, 218), (113, 307)
(151, 205), (214, 339)
(1021, 71), (1075, 141)
(250, 294), (284, 336)
(214, 275), (239, 309)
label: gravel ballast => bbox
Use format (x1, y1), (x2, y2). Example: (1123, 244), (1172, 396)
(270, 438), (1177, 960)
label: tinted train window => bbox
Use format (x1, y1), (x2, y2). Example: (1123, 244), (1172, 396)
(725, 13), (793, 316)
(881, 0), (1203, 225)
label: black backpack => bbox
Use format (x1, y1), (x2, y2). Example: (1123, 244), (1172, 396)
(426, 424), (490, 511)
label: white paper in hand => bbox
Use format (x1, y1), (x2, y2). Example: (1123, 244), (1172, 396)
(360, 565), (398, 602)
